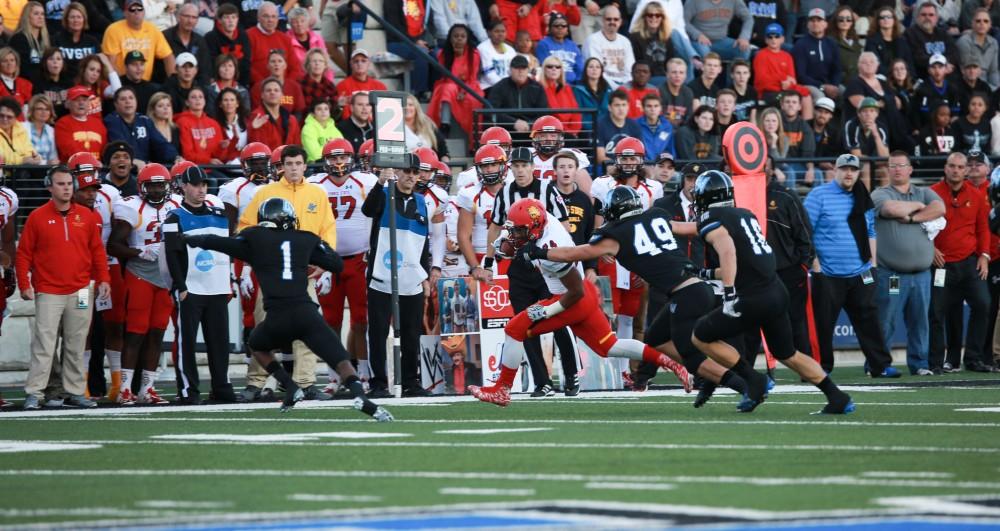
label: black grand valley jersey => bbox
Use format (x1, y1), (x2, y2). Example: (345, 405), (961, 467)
(697, 206), (776, 292)
(591, 208), (695, 296)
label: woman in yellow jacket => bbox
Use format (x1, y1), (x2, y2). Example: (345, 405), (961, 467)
(300, 98), (343, 163)
(0, 97), (42, 165)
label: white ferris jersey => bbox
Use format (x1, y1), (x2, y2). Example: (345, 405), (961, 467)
(455, 183), (497, 253)
(217, 176), (260, 218)
(454, 165), (514, 191)
(94, 184), (122, 265)
(530, 212), (583, 295)
(441, 196), (465, 272)
(531, 147), (590, 180)
(307, 171), (379, 256)
(0, 185), (17, 233)
(423, 183), (449, 219)
(115, 195), (181, 249)
(590, 176), (664, 212)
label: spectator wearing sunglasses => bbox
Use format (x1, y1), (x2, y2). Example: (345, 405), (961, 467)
(753, 23), (812, 108)
(536, 13), (584, 85)
(101, 0), (176, 83)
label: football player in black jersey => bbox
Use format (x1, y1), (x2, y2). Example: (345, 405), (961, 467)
(523, 187), (747, 407)
(690, 170), (854, 414)
(185, 198), (393, 421)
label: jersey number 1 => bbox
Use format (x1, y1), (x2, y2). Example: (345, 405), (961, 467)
(280, 240), (292, 279)
(740, 217), (773, 255)
(633, 218), (678, 256)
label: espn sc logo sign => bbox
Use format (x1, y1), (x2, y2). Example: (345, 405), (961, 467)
(479, 278), (514, 329)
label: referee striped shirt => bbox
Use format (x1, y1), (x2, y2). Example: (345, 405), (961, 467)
(490, 177), (569, 226)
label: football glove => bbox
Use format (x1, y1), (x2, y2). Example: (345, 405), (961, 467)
(137, 244), (160, 262)
(239, 267), (255, 299)
(722, 286), (741, 318)
(316, 271), (333, 296)
(526, 304), (547, 322)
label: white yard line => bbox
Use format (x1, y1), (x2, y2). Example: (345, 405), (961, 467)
(862, 471), (956, 479)
(287, 493), (383, 503)
(433, 428), (552, 435)
(134, 500), (233, 509)
(584, 482), (676, 491)
(438, 487), (536, 496)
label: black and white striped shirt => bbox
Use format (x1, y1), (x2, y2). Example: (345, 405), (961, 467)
(490, 178), (569, 226)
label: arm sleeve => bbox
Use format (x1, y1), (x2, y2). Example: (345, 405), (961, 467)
(546, 184), (570, 221)
(800, 121), (816, 157)
(89, 213), (111, 283)
(185, 234), (253, 262)
(361, 182), (385, 218)
(866, 209), (876, 239)
(789, 191), (815, 265)
(301, 122), (322, 162)
(979, 197), (991, 255)
(684, 2), (703, 41)
(317, 188), (338, 248)
(309, 240), (344, 272)
(430, 221), (446, 269)
(237, 191), (262, 232)
(162, 213), (188, 292)
(736, 0), (754, 41)
(14, 216), (34, 289)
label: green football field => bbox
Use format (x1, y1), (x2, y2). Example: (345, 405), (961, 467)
(2, 369), (1000, 530)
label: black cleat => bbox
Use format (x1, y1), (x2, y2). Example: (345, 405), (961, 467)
(279, 388), (304, 412)
(531, 384), (555, 397)
(736, 371), (769, 413)
(693, 382), (717, 408)
(815, 391), (855, 415)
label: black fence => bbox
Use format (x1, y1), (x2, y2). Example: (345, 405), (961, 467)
(472, 107), (600, 172)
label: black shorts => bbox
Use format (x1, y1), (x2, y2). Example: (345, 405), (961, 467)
(646, 281), (713, 373)
(249, 304), (349, 366)
(693, 279), (796, 360)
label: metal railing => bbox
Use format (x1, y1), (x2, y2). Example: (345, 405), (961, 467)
(471, 107), (600, 173)
(346, 0), (489, 108)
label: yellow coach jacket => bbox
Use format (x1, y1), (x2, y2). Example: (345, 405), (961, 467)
(238, 177), (337, 249)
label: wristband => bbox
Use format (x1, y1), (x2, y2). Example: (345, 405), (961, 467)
(544, 301), (565, 318)
(483, 257), (494, 269)
(723, 286), (737, 298)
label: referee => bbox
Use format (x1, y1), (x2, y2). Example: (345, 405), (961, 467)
(474, 147), (580, 397)
(163, 166), (236, 404)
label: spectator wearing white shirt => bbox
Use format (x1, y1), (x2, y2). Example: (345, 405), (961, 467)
(477, 20), (517, 93)
(583, 5), (635, 89)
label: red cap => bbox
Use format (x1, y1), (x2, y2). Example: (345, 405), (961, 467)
(75, 172), (100, 190)
(66, 85), (93, 100)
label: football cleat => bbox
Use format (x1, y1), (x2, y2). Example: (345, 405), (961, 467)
(0, 395), (13, 409)
(736, 371), (769, 413)
(530, 383), (555, 397)
(117, 389), (137, 406)
(656, 354), (692, 393)
(372, 406), (394, 422)
(138, 389), (169, 405)
(469, 384), (511, 407)
(280, 388), (305, 412)
(815, 399), (857, 415)
(693, 382), (717, 408)
(353, 397), (394, 422)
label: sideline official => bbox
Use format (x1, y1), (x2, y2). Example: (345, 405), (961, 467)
(164, 166), (236, 404)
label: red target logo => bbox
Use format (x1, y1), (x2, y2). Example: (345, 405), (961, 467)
(723, 122), (767, 176)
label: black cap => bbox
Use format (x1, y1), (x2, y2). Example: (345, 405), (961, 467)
(656, 152), (675, 166)
(180, 165), (208, 185)
(968, 150), (989, 165)
(510, 55), (530, 70)
(549, 12), (568, 25)
(102, 141), (134, 165)
(403, 152), (421, 170)
(124, 50), (146, 65)
(510, 147), (533, 163)
(681, 162), (706, 178)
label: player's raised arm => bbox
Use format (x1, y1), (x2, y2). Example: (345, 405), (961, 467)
(310, 241), (344, 274)
(185, 234), (253, 263)
(671, 220), (698, 236)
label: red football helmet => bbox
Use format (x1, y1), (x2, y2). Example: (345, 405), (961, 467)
(474, 144), (507, 185)
(414, 147), (439, 191)
(270, 145), (288, 179)
(432, 160), (452, 190)
(505, 198), (548, 250)
(480, 126), (512, 156)
(68, 152), (101, 176)
(612, 136), (646, 179)
(358, 139), (374, 172)
(240, 142), (272, 184)
(137, 163), (171, 205)
(530, 115), (564, 156)
(323, 138), (354, 177)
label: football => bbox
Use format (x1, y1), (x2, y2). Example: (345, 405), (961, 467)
(495, 237), (517, 259)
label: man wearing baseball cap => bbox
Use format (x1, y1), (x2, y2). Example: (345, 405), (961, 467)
(805, 153), (901, 377)
(843, 96), (889, 184)
(120, 51), (160, 113)
(162, 165), (236, 404)
(903, 1), (960, 79)
(164, 2), (212, 85)
(101, 0), (176, 82)
(811, 96), (844, 178)
(753, 22), (814, 111)
(54, 86), (107, 162)
(163, 52), (213, 114)
(334, 49), (387, 120)
(487, 55), (549, 134)
(792, 9), (843, 103)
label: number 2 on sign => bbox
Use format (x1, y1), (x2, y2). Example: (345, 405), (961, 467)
(376, 98), (405, 142)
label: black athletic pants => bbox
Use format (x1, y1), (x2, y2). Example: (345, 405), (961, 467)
(508, 257), (579, 388)
(811, 271), (892, 374)
(929, 256), (990, 370)
(984, 260), (1000, 364)
(367, 288), (423, 391)
(175, 293), (233, 401)
(743, 265), (812, 366)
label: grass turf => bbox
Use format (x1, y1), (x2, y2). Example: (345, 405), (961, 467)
(2, 369), (1000, 529)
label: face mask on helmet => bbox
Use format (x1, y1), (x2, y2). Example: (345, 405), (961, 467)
(533, 131), (563, 155)
(271, 162), (284, 181)
(615, 155), (643, 180)
(433, 172), (452, 190)
(141, 181), (168, 205)
(325, 154), (353, 177)
(415, 170), (433, 192)
(244, 158), (270, 184)
(505, 221), (534, 250)
(477, 161), (506, 185)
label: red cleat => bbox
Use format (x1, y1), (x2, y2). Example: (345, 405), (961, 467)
(138, 388), (169, 405)
(657, 354), (692, 393)
(468, 384), (511, 407)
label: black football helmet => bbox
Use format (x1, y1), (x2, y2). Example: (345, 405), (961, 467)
(692, 170), (735, 216)
(602, 186), (644, 223)
(257, 197), (298, 230)
(990, 165), (1000, 205)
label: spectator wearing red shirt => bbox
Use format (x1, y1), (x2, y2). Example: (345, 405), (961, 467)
(620, 60), (659, 119)
(16, 167), (110, 410)
(752, 23), (813, 116)
(0, 46), (33, 111)
(929, 152), (994, 373)
(174, 86), (226, 164)
(966, 150), (1000, 364)
(248, 77), (301, 147)
(246, 2), (302, 86)
(537, 55), (582, 135)
(427, 24), (484, 139)
(335, 49), (387, 120)
(55, 85), (106, 162)
(250, 50), (305, 118)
